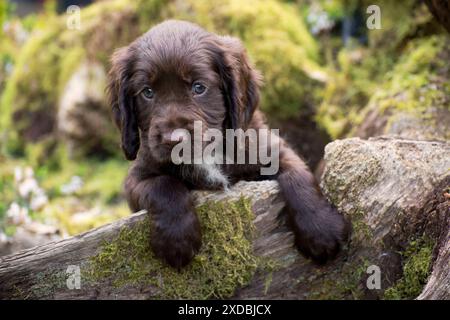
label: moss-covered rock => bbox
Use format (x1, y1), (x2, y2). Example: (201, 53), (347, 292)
(354, 35), (450, 140)
(321, 137), (449, 299)
(314, 0), (448, 140)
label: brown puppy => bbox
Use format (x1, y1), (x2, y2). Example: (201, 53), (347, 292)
(107, 20), (349, 269)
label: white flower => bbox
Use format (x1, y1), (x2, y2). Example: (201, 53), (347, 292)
(18, 178), (39, 198)
(6, 202), (30, 225)
(25, 167), (34, 179)
(6, 202), (21, 217)
(0, 232), (8, 243)
(307, 6), (334, 35)
(12, 166), (48, 212)
(30, 189), (48, 211)
(14, 166), (23, 183)
(61, 176), (84, 195)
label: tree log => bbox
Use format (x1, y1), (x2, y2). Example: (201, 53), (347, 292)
(0, 137), (448, 300)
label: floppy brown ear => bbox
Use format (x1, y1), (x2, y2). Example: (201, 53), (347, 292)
(210, 36), (262, 130)
(107, 46), (140, 160)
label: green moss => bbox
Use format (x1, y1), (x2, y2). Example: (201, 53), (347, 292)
(12, 265), (75, 299)
(308, 258), (370, 300)
(84, 197), (267, 299)
(28, 269), (68, 299)
(374, 36), (446, 113)
(383, 238), (434, 300)
(351, 209), (373, 243)
(341, 35), (450, 140)
(318, 35), (449, 139)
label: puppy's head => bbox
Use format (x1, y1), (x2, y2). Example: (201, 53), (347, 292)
(107, 20), (262, 162)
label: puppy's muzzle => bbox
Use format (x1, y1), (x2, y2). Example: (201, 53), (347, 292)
(149, 112), (204, 161)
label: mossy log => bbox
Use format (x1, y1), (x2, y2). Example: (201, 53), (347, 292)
(0, 137), (448, 300)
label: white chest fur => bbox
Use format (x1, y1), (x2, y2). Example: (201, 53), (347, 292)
(195, 163), (229, 189)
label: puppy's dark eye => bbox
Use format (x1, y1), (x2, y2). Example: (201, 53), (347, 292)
(192, 82), (207, 95)
(141, 87), (154, 99)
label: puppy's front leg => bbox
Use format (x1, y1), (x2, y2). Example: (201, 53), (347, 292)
(277, 144), (349, 264)
(125, 174), (201, 269)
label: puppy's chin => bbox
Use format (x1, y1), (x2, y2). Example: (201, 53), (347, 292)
(150, 138), (211, 165)
(149, 145), (174, 164)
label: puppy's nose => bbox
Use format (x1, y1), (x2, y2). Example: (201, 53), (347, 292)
(161, 131), (187, 146)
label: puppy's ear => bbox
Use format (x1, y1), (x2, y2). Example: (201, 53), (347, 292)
(107, 46), (140, 160)
(210, 36), (262, 129)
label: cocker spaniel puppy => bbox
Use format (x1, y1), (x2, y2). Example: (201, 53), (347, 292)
(107, 20), (349, 269)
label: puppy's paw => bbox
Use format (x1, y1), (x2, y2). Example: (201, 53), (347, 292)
(151, 210), (202, 270)
(288, 203), (349, 264)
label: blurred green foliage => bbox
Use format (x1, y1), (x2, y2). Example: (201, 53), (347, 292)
(1, 0), (326, 159)
(315, 0), (448, 139)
